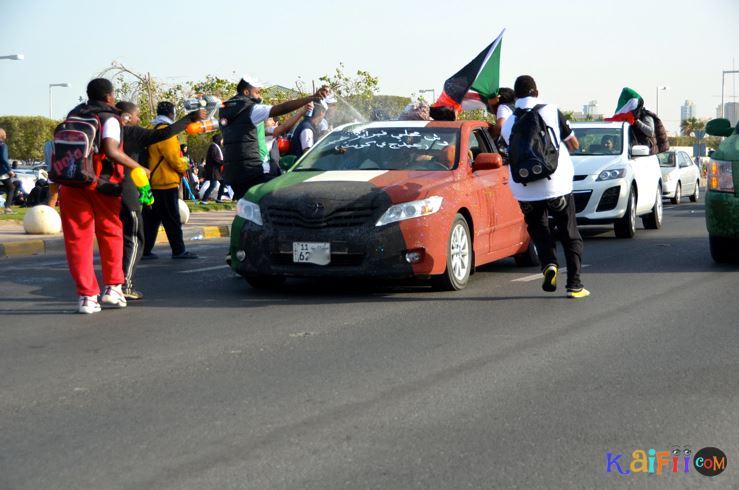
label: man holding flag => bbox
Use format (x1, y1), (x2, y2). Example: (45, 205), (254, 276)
(605, 87), (665, 154)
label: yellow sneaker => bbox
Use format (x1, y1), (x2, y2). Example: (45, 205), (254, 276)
(567, 288), (591, 299)
(542, 264), (558, 292)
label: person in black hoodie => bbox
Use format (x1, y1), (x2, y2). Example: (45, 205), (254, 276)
(115, 101), (206, 300)
(200, 134), (225, 203)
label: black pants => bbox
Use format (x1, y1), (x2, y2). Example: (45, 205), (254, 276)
(143, 188), (185, 256)
(519, 193), (584, 290)
(200, 179), (225, 201)
(121, 180), (143, 289)
(0, 178), (15, 208)
(229, 166), (273, 201)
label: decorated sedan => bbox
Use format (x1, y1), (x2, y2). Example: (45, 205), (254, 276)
(229, 121), (536, 290)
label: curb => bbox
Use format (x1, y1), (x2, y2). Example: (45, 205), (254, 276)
(0, 224), (231, 258)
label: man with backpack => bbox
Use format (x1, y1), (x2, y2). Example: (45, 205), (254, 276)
(501, 75), (589, 299)
(53, 78), (151, 313)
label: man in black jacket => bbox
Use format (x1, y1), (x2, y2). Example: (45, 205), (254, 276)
(200, 134), (225, 203)
(115, 101), (205, 300)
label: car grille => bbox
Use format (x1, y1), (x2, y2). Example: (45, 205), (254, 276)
(266, 206), (376, 229)
(270, 252), (365, 267)
(573, 191), (592, 213)
(596, 186), (621, 212)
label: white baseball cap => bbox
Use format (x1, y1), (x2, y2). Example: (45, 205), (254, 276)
(239, 74), (266, 89)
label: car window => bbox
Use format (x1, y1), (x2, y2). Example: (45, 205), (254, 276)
(658, 152), (676, 167)
(571, 128), (622, 155)
(678, 153), (691, 168)
(468, 130), (491, 162)
(294, 126), (460, 172)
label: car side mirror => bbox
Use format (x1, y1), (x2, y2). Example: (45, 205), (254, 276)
(631, 145), (650, 157)
(473, 153), (502, 170)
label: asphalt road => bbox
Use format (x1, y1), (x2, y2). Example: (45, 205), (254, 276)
(1, 198), (737, 490)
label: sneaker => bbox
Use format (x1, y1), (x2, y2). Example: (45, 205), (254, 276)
(542, 263), (558, 292)
(199, 201), (208, 205)
(78, 295), (101, 314)
(122, 286), (144, 300)
(141, 253), (159, 260)
(172, 251), (198, 259)
(3, 208), (13, 214)
(567, 287), (591, 299)
(101, 285), (127, 308)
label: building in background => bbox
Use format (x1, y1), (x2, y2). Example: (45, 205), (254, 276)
(582, 100), (599, 118)
(680, 100), (695, 123)
(723, 102), (739, 126)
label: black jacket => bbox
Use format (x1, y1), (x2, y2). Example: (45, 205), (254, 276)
(219, 94), (262, 184)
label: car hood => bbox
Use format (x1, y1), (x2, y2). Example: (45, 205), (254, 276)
(246, 169), (454, 206)
(571, 155), (623, 176)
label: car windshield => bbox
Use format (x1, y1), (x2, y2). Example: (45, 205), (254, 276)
(657, 153), (676, 167)
(571, 128), (623, 155)
(293, 126), (459, 172)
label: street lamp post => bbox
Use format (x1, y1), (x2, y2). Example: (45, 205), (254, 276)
(655, 85), (669, 117)
(419, 89), (436, 103)
(721, 70), (739, 119)
(49, 83), (71, 119)
(0, 54), (24, 60)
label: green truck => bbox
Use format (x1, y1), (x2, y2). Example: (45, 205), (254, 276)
(705, 118), (739, 263)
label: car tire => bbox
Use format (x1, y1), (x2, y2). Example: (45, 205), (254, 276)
(514, 240), (539, 267)
(245, 274), (286, 289)
(614, 187), (636, 239)
(671, 182), (681, 204)
(642, 185), (663, 230)
(690, 181), (700, 202)
(709, 235), (739, 264)
(431, 214), (472, 291)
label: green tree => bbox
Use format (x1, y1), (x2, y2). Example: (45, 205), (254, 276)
(0, 116), (58, 161)
(680, 117), (705, 137)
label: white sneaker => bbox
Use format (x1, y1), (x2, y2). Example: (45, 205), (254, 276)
(101, 285), (127, 308)
(78, 295), (101, 314)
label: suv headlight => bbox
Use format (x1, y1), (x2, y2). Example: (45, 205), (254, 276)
(596, 168), (627, 181)
(707, 160), (734, 193)
(376, 196), (443, 227)
(236, 199), (263, 225)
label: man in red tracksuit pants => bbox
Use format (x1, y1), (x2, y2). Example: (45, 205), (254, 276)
(59, 79), (150, 314)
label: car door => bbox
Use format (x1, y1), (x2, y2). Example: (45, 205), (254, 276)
(467, 128), (496, 255)
(678, 152), (697, 194)
(627, 129), (659, 214)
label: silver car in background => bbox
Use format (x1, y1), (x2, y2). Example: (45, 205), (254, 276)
(658, 150), (701, 204)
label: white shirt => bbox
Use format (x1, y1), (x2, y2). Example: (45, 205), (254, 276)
(101, 117), (121, 142)
(299, 128), (314, 152)
(501, 97), (576, 202)
(250, 104), (272, 126)
(262, 126), (275, 174)
(317, 118), (329, 133)
(496, 104), (513, 122)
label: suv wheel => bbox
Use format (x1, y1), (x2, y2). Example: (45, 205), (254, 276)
(614, 187), (636, 238)
(642, 185), (663, 229)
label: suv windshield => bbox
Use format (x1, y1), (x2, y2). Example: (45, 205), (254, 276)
(657, 152), (676, 167)
(293, 126), (459, 172)
(571, 128), (623, 156)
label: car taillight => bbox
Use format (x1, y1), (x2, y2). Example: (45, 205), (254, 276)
(707, 160), (734, 193)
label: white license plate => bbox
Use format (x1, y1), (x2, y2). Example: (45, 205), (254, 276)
(292, 242), (331, 265)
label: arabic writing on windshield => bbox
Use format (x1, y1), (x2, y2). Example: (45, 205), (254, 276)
(296, 127), (459, 172)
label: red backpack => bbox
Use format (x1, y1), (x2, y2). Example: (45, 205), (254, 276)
(50, 104), (125, 195)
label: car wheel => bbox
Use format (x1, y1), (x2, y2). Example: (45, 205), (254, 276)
(432, 214), (472, 291)
(671, 182), (681, 204)
(514, 240), (539, 267)
(690, 181), (700, 202)
(245, 274), (286, 289)
(709, 235), (739, 264)
(614, 187), (636, 238)
(642, 185), (663, 230)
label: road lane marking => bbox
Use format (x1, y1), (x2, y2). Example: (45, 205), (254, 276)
(178, 265), (230, 274)
(512, 264), (590, 282)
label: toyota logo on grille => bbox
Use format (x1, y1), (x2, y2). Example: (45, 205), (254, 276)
(306, 202), (324, 216)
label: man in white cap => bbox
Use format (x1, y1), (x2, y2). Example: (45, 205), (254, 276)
(219, 75), (329, 199)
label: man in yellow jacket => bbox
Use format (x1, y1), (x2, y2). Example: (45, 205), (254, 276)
(142, 101), (198, 259)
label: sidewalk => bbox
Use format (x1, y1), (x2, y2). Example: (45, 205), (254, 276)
(0, 210), (235, 258)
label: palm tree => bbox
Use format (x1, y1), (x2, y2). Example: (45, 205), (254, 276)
(680, 117), (705, 137)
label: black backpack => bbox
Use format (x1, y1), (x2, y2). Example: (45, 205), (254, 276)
(509, 104), (559, 185)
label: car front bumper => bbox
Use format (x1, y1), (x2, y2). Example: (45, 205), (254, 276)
(573, 177), (629, 224)
(705, 190), (739, 238)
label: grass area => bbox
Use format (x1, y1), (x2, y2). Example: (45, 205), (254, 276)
(0, 200), (233, 224)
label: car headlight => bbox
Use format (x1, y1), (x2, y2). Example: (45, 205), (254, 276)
(376, 196), (443, 227)
(236, 199), (263, 226)
(596, 168), (627, 181)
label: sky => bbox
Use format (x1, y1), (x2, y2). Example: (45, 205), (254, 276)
(1, 0), (738, 134)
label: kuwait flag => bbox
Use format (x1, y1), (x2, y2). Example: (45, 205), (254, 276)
(604, 87), (643, 125)
(432, 29), (505, 112)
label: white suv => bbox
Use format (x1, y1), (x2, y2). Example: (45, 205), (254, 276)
(569, 122), (663, 238)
